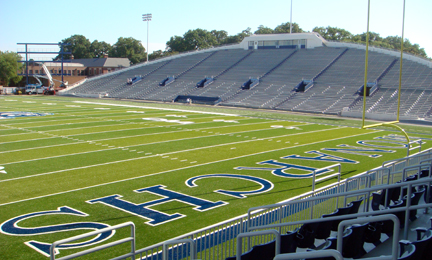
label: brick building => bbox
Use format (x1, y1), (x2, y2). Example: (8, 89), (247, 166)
(22, 54), (130, 86)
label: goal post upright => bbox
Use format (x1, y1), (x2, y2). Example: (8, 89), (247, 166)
(396, 0), (406, 123)
(361, 0), (411, 152)
(361, 0), (371, 130)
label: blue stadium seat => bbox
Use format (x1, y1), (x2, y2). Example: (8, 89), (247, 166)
(398, 243), (416, 260)
(280, 231), (297, 254)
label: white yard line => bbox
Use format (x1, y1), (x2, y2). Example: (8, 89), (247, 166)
(0, 140), (88, 154)
(0, 129), (380, 207)
(0, 119), (289, 154)
(1, 126), (345, 183)
(74, 101), (240, 116)
(0, 132), (28, 137)
(0, 113), (248, 143)
(58, 114), (257, 136)
(0, 135), (60, 145)
(2, 122), (309, 165)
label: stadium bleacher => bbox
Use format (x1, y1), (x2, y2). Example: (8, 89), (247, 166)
(61, 40), (432, 120)
(50, 33), (432, 260)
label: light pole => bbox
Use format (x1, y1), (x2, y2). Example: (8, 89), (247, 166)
(142, 13), (152, 62)
(290, 0), (293, 33)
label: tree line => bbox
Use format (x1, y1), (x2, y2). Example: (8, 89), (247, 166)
(252, 23), (426, 58)
(0, 22), (429, 86)
(55, 23), (427, 63)
(0, 51), (23, 86)
(53, 35), (146, 64)
(312, 26), (427, 58)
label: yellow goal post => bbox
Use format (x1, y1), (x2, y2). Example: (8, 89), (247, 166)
(360, 0), (417, 155)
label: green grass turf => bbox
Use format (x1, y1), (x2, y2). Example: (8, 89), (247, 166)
(0, 95), (431, 259)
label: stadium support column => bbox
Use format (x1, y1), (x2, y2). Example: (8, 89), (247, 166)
(142, 13), (152, 62)
(60, 43), (64, 83)
(25, 44), (29, 85)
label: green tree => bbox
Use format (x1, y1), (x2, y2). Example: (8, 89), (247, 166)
(211, 30), (229, 45)
(274, 22), (304, 33)
(148, 50), (178, 61)
(111, 37), (146, 64)
(166, 28), (253, 53)
(381, 36), (427, 57)
(167, 29), (218, 52)
(55, 34), (92, 60)
(210, 30), (228, 45)
(90, 40), (112, 58)
(183, 29), (218, 51)
(223, 28), (252, 44)
(312, 26), (352, 41)
(166, 36), (188, 53)
(0, 51), (23, 86)
(254, 25), (274, 34)
(350, 33), (427, 58)
(351, 32), (382, 43)
(148, 50), (164, 60)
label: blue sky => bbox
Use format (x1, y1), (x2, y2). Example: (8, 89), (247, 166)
(1, 0), (431, 59)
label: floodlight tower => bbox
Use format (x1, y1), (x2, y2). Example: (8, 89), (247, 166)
(290, 0), (293, 33)
(142, 13), (152, 62)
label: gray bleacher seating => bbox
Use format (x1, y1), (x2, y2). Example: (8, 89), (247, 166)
(62, 47), (432, 119)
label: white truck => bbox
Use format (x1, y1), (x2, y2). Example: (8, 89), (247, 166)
(25, 64), (67, 95)
(25, 77), (44, 94)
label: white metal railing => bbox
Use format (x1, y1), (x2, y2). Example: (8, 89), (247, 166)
(153, 156), (423, 259)
(311, 163), (341, 192)
(311, 163), (342, 218)
(408, 139), (422, 155)
(236, 230), (281, 260)
(246, 177), (432, 239)
(52, 149), (432, 260)
(336, 215), (400, 260)
(382, 147), (432, 171)
(163, 239), (197, 260)
(227, 213), (401, 260)
(49, 221), (135, 260)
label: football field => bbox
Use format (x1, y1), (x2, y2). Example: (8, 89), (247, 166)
(1, 95), (431, 259)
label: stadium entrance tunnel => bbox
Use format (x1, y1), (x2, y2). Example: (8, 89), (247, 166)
(174, 95), (221, 105)
(356, 82), (377, 96)
(241, 78), (259, 90)
(159, 76), (175, 86)
(294, 79), (313, 92)
(196, 77), (214, 88)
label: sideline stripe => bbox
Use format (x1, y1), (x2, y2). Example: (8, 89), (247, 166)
(0, 128), (380, 206)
